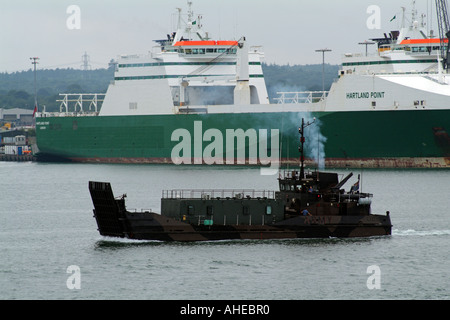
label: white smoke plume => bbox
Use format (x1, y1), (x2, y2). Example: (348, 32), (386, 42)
(284, 112), (328, 170)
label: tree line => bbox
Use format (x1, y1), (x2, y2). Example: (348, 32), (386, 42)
(0, 68), (114, 111)
(0, 64), (339, 111)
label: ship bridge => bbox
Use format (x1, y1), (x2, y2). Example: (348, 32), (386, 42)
(342, 3), (447, 76)
(95, 1), (269, 116)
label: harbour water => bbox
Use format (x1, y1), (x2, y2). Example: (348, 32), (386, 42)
(0, 161), (449, 300)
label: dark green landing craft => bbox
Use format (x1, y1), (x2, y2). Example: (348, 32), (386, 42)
(88, 119), (392, 242)
(89, 169), (391, 242)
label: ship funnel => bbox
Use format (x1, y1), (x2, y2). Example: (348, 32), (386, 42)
(234, 37), (251, 105)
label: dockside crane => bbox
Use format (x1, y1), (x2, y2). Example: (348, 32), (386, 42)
(436, 0), (450, 70)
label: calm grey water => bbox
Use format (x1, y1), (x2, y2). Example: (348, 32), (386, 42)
(0, 162), (449, 300)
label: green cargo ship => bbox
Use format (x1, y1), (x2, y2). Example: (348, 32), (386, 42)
(35, 109), (450, 168)
(35, 2), (450, 168)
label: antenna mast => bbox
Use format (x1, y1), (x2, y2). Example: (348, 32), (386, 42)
(298, 117), (316, 179)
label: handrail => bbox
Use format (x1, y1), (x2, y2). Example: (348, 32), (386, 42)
(162, 189), (275, 199)
(274, 91), (329, 104)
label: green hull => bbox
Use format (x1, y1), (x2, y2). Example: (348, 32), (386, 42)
(35, 109), (450, 168)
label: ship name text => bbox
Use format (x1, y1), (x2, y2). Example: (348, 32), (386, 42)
(346, 91), (385, 99)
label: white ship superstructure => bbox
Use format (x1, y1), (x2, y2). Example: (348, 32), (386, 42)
(100, 1), (268, 116)
(323, 2), (450, 113)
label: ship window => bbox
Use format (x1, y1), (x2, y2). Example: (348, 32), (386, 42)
(188, 205), (195, 215)
(266, 205), (272, 215)
(206, 48), (215, 53)
(207, 206), (214, 216)
(371, 101), (376, 107)
(192, 49), (199, 54)
(198, 49), (205, 54)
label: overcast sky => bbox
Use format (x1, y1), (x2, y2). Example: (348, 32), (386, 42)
(0, 0), (438, 72)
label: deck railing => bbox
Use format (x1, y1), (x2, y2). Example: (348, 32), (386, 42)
(274, 91), (329, 104)
(162, 189), (275, 200)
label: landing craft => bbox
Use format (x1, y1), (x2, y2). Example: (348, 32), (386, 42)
(89, 118), (392, 242)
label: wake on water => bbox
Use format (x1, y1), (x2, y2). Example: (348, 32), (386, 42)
(94, 228), (450, 247)
(392, 229), (450, 237)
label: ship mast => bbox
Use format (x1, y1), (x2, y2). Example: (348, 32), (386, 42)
(174, 1), (206, 43)
(298, 117), (316, 179)
(435, 0), (450, 70)
(187, 1), (194, 40)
